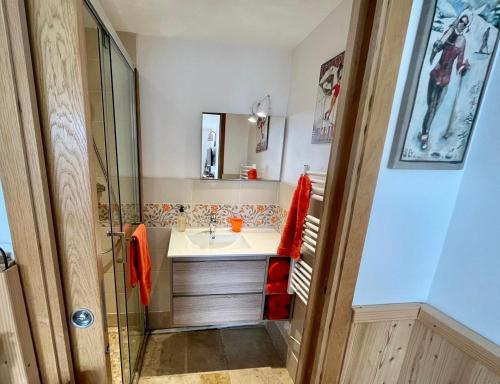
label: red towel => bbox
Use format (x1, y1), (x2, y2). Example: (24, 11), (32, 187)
(266, 307), (289, 320)
(129, 224), (152, 306)
(268, 294), (292, 308)
(247, 168), (257, 179)
(266, 280), (288, 294)
(277, 175), (311, 260)
(266, 294), (292, 320)
(268, 259), (289, 281)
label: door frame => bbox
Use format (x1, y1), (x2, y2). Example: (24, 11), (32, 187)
(295, 0), (413, 383)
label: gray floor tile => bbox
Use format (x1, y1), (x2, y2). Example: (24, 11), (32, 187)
(186, 330), (228, 373)
(141, 326), (285, 377)
(141, 333), (187, 376)
(220, 326), (284, 370)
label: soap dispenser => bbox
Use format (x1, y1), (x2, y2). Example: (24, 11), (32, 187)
(177, 205), (187, 232)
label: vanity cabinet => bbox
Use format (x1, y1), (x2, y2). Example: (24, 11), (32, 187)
(170, 256), (269, 327)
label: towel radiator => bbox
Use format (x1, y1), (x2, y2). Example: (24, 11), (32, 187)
(239, 164), (256, 180)
(287, 165), (326, 306)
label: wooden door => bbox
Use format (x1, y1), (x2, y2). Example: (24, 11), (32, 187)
(23, 0), (110, 381)
(0, 0), (74, 382)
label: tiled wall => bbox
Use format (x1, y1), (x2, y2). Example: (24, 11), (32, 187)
(146, 227), (172, 329)
(143, 178), (283, 230)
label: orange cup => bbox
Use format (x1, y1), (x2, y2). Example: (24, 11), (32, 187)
(230, 217), (243, 232)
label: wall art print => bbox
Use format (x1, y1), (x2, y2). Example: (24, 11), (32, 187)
(311, 51), (345, 144)
(390, 0), (499, 169)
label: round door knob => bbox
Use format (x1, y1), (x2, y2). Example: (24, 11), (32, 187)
(71, 309), (95, 328)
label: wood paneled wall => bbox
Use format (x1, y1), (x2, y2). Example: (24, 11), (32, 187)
(340, 304), (500, 384)
(0, 266), (39, 383)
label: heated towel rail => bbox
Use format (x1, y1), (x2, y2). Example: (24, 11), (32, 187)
(240, 164), (256, 180)
(287, 165), (326, 306)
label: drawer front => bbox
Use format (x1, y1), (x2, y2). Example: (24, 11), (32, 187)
(173, 294), (263, 326)
(172, 260), (266, 295)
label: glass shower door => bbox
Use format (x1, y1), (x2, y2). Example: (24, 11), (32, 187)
(85, 3), (143, 381)
(99, 30), (133, 384)
(98, 29), (143, 383)
(109, 40), (144, 376)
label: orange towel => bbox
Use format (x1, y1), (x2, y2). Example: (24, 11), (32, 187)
(277, 175), (311, 260)
(266, 280), (288, 294)
(268, 259), (290, 281)
(129, 224), (152, 306)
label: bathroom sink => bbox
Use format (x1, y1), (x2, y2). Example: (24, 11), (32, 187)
(186, 230), (250, 250)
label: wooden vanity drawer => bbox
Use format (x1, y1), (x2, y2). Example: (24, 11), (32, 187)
(172, 260), (266, 295)
(172, 294), (263, 326)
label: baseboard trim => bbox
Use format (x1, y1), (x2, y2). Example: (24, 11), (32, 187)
(352, 303), (421, 323)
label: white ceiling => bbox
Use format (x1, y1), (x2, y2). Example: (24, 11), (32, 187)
(98, 0), (344, 48)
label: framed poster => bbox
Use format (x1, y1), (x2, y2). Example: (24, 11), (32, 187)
(256, 116), (269, 153)
(312, 52), (345, 144)
(389, 0), (499, 169)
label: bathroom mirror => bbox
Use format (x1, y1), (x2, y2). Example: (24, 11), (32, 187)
(201, 113), (285, 181)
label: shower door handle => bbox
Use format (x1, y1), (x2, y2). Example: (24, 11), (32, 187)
(107, 231), (128, 264)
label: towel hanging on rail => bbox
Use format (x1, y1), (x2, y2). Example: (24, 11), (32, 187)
(276, 174), (311, 260)
(129, 224), (152, 306)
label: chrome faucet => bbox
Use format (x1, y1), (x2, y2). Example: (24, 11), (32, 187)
(209, 214), (217, 239)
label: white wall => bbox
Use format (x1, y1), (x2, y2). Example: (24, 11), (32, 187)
(137, 37), (291, 178)
(428, 52), (500, 345)
(281, 0), (353, 184)
(353, 0), (464, 305)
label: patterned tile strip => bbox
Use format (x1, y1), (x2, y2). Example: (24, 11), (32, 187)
(99, 203), (289, 231)
(143, 203), (280, 228)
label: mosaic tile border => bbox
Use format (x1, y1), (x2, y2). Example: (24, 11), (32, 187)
(98, 203), (140, 226)
(275, 205), (288, 233)
(99, 202), (289, 231)
(143, 203), (280, 228)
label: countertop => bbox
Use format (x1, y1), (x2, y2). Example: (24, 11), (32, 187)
(167, 227), (282, 258)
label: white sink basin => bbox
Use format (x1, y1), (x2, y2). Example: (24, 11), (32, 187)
(186, 230), (250, 250)
(168, 227), (281, 257)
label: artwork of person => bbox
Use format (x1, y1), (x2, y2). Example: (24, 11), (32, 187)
(390, 0), (499, 169)
(324, 64), (343, 121)
(419, 15), (471, 150)
(312, 52), (344, 144)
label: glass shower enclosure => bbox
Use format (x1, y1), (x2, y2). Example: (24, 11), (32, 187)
(84, 4), (144, 383)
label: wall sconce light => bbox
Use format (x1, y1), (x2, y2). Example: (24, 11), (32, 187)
(248, 115), (258, 123)
(248, 94), (270, 123)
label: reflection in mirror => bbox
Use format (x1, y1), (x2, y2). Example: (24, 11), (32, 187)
(201, 113), (285, 181)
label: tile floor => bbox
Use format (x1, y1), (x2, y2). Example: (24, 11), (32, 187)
(140, 326), (285, 377)
(109, 327), (123, 384)
(138, 367), (294, 384)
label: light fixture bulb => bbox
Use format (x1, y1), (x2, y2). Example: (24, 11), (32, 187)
(256, 111), (267, 118)
(248, 115), (258, 123)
